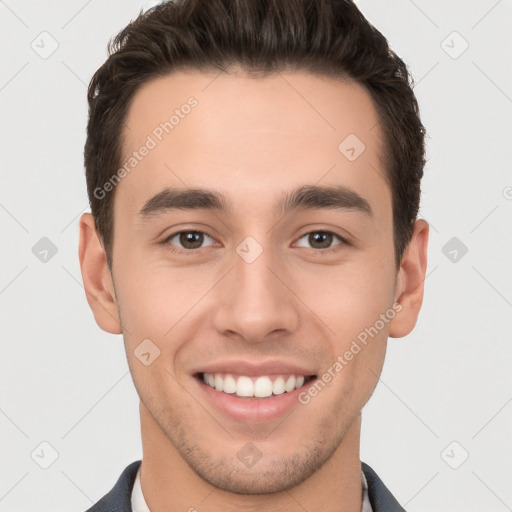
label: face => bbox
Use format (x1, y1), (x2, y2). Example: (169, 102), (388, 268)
(82, 69), (421, 494)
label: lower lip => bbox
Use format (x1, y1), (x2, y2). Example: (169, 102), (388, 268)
(195, 376), (315, 424)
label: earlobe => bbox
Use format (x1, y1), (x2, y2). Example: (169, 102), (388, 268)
(78, 213), (123, 334)
(389, 219), (429, 338)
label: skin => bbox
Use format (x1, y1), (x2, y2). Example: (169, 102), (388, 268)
(79, 68), (429, 512)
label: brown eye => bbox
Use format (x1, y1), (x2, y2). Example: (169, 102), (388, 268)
(295, 231), (345, 251)
(166, 231), (213, 250)
(309, 232), (333, 249)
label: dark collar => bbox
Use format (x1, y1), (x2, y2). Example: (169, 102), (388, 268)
(361, 462), (406, 512)
(85, 460), (406, 512)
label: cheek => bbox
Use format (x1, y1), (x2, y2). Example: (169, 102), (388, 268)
(116, 279), (169, 341)
(113, 257), (211, 339)
(293, 260), (396, 343)
(128, 362), (190, 421)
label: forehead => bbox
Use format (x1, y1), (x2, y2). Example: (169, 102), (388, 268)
(119, 68), (389, 217)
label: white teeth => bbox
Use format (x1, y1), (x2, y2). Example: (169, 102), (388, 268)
(254, 377), (273, 398)
(284, 375), (296, 392)
(201, 372), (309, 398)
(236, 376), (254, 397)
(223, 375), (237, 394)
(214, 374), (223, 391)
(272, 376), (285, 395)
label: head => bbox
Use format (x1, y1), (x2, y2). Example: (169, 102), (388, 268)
(80, 0), (428, 496)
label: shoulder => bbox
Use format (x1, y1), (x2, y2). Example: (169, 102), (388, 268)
(361, 461), (407, 512)
(84, 460), (142, 512)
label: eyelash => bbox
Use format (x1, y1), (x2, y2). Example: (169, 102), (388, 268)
(162, 229), (348, 255)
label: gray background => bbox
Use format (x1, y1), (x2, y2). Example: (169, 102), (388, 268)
(0, 0), (511, 510)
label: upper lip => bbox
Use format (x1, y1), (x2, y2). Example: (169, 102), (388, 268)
(192, 359), (317, 377)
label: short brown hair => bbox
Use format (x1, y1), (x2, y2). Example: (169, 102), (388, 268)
(85, 0), (426, 270)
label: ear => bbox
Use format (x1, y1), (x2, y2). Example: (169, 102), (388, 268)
(78, 213), (122, 334)
(389, 219), (429, 338)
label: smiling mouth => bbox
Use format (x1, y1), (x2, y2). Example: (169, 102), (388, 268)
(196, 372), (316, 399)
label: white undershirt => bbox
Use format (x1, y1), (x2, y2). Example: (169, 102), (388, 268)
(131, 465), (373, 512)
(131, 465), (151, 512)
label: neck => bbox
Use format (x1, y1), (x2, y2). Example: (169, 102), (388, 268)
(139, 403), (363, 512)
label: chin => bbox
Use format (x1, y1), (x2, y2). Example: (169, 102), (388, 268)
(189, 453), (325, 495)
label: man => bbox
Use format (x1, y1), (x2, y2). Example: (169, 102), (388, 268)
(79, 0), (429, 510)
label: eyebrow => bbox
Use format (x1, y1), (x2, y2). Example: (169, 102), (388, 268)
(138, 184), (373, 218)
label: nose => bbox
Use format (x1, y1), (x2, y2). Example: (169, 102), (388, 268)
(212, 245), (299, 343)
